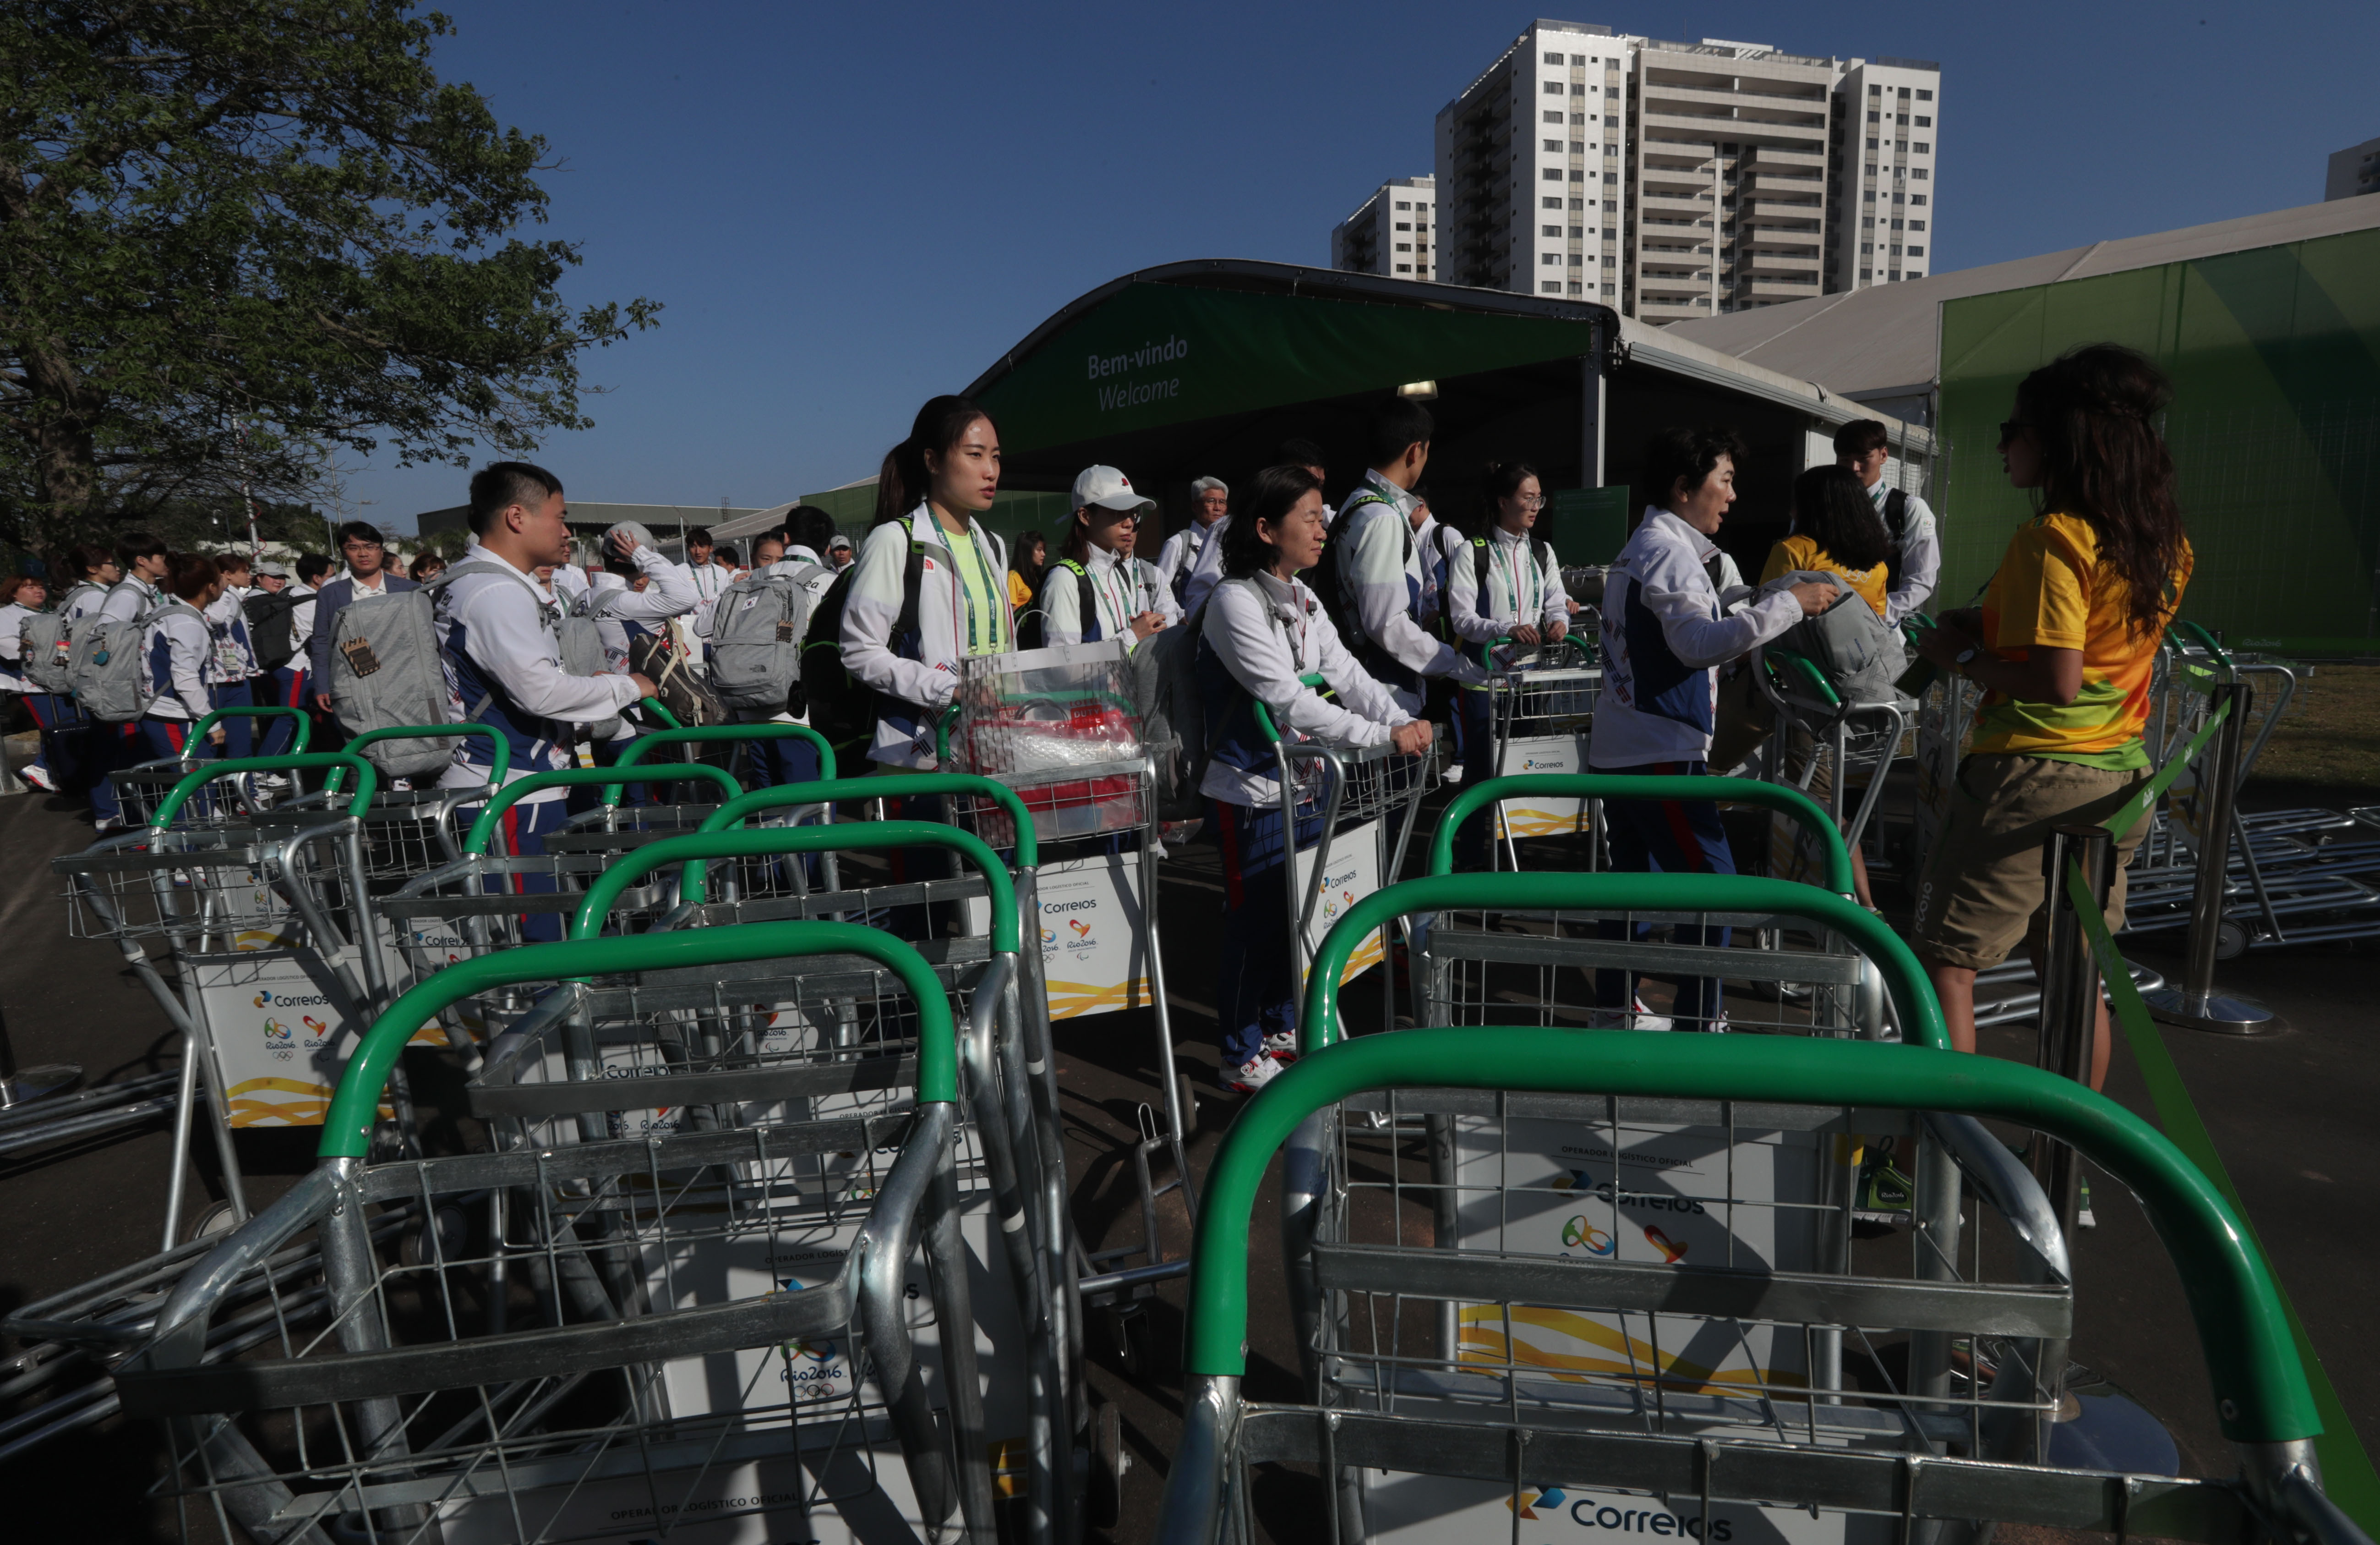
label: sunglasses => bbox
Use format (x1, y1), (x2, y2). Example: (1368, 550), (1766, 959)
(1997, 420), (2033, 444)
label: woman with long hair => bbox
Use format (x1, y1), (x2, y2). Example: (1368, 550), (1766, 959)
(1007, 530), (1046, 612)
(841, 394), (1013, 769)
(1441, 462), (1572, 866)
(1760, 465), (1901, 907)
(1911, 344), (2194, 1087)
(1764, 465), (1894, 619)
(1195, 464), (1431, 1091)
(1041, 467), (1168, 651)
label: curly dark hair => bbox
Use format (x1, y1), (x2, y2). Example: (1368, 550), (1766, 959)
(2012, 344), (2189, 637)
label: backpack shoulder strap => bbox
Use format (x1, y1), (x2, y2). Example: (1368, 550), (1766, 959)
(1883, 488), (1908, 538)
(895, 540), (928, 644)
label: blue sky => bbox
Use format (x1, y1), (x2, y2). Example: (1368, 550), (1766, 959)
(347, 0), (2373, 531)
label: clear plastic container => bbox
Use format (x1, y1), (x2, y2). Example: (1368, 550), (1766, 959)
(951, 642), (1147, 843)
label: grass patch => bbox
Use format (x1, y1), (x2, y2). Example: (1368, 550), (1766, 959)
(2243, 663), (2380, 800)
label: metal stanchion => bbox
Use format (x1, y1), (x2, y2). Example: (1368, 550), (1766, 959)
(2142, 680), (2277, 1034)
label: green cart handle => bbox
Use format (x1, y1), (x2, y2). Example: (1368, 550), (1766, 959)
(1899, 610), (1936, 645)
(2168, 619), (2232, 669)
(638, 696), (683, 730)
(460, 763), (742, 854)
(186, 705), (311, 756)
(1249, 672), (1330, 746)
(150, 754), (380, 829)
(1430, 774), (1856, 897)
(1766, 646), (1844, 709)
(318, 920), (956, 1158)
(1303, 871), (1940, 1052)
(568, 821), (1019, 953)
(600, 722), (837, 805)
(1182, 1025), (2319, 1446)
(324, 724), (510, 793)
(698, 773), (1040, 870)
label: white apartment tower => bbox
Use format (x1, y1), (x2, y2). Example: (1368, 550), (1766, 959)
(1332, 176), (1438, 280)
(1430, 22), (1940, 323)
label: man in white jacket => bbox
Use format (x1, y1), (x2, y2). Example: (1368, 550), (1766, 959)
(1154, 476), (1229, 611)
(1324, 398), (1487, 715)
(1591, 428), (1839, 1030)
(1835, 418), (1940, 626)
(436, 462), (655, 936)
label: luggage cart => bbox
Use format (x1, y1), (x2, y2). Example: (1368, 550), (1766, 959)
(1158, 1005), (2364, 1545)
(933, 658), (1199, 1344)
(104, 704), (316, 827)
(51, 754), (392, 1246)
(89, 923), (1007, 1545)
(1255, 673), (1440, 1041)
(1469, 636), (1601, 868)
(1753, 648), (1912, 892)
(540, 722), (842, 862)
(290, 723), (513, 890)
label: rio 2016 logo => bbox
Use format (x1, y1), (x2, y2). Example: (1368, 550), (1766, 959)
(263, 1018), (293, 1043)
(1560, 1216), (1616, 1256)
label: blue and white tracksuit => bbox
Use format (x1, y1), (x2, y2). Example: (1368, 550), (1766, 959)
(1591, 507), (1804, 1026)
(204, 588), (262, 758)
(1198, 572), (1413, 1071)
(436, 545), (646, 938)
(139, 601), (217, 763)
(1329, 472), (1486, 713)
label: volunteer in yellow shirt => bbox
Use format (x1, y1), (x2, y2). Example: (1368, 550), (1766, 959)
(1759, 465), (1892, 619)
(1910, 345), (2194, 1087)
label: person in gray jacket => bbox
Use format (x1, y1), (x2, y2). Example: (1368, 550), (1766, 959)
(308, 521), (417, 714)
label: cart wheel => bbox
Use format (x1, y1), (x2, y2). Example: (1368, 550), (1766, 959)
(185, 1201), (238, 1244)
(2216, 920), (2249, 960)
(1088, 1399), (1127, 1532)
(399, 1205), (472, 1269)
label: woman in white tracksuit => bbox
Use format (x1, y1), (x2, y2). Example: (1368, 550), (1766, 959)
(1195, 465), (1431, 1093)
(138, 553), (228, 763)
(1042, 465), (1169, 651)
(839, 396), (1013, 934)
(1443, 462), (1572, 868)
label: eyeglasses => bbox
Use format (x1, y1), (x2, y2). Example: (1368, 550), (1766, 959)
(1997, 420), (2033, 444)
(1516, 495), (1548, 509)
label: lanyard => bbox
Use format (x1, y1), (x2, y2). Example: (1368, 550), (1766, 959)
(1494, 536), (1537, 622)
(944, 520), (1005, 656)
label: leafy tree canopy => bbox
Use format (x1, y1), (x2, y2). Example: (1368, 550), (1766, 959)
(0, 1), (660, 554)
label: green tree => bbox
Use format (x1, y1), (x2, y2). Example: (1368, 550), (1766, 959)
(0, 1), (659, 552)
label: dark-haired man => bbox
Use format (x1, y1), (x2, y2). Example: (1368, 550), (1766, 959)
(437, 462), (656, 934)
(1324, 400), (1486, 713)
(1835, 419), (1938, 625)
(682, 524), (729, 646)
(308, 522), (416, 712)
(87, 531), (170, 827)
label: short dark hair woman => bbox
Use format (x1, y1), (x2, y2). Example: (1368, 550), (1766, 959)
(1196, 464), (1431, 1092)
(1910, 344), (2194, 1086)
(1765, 465), (1894, 618)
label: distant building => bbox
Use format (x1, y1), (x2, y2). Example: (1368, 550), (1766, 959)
(1431, 20), (1940, 324)
(2326, 136), (2380, 201)
(1332, 176), (1438, 280)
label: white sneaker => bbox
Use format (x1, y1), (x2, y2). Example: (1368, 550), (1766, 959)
(1588, 997), (1674, 1032)
(1441, 764), (1464, 783)
(21, 763), (58, 793)
(1261, 1030), (1301, 1063)
(255, 772), (290, 791)
(1220, 1054), (1284, 1094)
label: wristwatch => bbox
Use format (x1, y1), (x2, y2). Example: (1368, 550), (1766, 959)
(1953, 645), (1979, 678)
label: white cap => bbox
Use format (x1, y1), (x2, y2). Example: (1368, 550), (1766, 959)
(1072, 466), (1154, 514)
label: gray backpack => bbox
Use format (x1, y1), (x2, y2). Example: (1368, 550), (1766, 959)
(707, 565), (828, 711)
(20, 582), (104, 693)
(327, 586), (457, 777)
(1766, 570), (1906, 707)
(69, 582), (166, 722)
(561, 587), (623, 740)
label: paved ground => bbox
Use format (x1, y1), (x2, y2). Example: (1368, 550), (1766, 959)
(0, 779), (2374, 1544)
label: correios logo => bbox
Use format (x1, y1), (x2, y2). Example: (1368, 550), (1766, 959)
(253, 987), (330, 1009)
(1521, 756), (1571, 771)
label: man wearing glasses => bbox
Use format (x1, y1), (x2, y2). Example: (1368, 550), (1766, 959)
(308, 521), (419, 714)
(1835, 418), (1938, 625)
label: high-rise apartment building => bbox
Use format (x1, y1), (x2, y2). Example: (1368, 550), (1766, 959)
(1428, 22), (1940, 323)
(1332, 176), (1439, 280)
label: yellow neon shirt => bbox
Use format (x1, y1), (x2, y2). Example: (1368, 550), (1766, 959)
(946, 523), (1009, 657)
(1970, 511), (2193, 769)
(1760, 535), (1889, 619)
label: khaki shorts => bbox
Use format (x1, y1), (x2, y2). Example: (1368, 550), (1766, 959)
(1911, 754), (2151, 973)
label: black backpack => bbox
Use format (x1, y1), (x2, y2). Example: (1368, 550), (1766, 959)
(1015, 559), (1095, 652)
(800, 541), (925, 757)
(1880, 488), (1910, 591)
(1313, 490), (1409, 677)
(243, 590), (300, 672)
